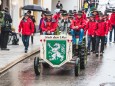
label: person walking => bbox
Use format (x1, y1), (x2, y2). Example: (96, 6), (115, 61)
(95, 13), (108, 57)
(85, 15), (97, 55)
(27, 10), (36, 44)
(19, 13), (34, 53)
(1, 7), (12, 50)
(109, 9), (115, 43)
(56, 1), (63, 9)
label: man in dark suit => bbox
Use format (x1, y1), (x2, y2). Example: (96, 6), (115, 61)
(56, 1), (63, 9)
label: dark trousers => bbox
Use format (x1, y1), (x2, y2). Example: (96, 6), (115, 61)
(31, 36), (33, 44)
(109, 25), (115, 42)
(22, 35), (30, 51)
(95, 36), (105, 53)
(88, 35), (96, 51)
(1, 31), (9, 49)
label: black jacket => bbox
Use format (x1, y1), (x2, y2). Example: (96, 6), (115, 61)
(56, 3), (63, 9)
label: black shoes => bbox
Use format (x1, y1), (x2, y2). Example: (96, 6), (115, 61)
(25, 50), (28, 53)
(96, 53), (99, 57)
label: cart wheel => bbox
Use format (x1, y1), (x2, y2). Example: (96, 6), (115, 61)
(75, 58), (80, 76)
(80, 47), (87, 69)
(34, 57), (40, 76)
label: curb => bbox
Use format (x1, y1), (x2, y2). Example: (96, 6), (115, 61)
(0, 48), (40, 74)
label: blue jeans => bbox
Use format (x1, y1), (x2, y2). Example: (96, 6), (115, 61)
(22, 35), (30, 51)
(109, 25), (115, 42)
(88, 35), (96, 51)
(71, 29), (84, 45)
(43, 32), (54, 35)
(105, 36), (107, 43)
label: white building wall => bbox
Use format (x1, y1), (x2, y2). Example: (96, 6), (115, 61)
(43, 0), (52, 11)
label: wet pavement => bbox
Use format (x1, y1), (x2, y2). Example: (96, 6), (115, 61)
(0, 44), (115, 86)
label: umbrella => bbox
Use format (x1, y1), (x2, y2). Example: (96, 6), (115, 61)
(22, 4), (45, 11)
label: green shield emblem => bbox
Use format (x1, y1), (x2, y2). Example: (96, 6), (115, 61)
(46, 40), (66, 65)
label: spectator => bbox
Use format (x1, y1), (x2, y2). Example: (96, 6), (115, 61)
(19, 13), (34, 53)
(39, 12), (46, 34)
(56, 1), (63, 9)
(27, 10), (36, 44)
(84, 1), (89, 13)
(1, 7), (12, 50)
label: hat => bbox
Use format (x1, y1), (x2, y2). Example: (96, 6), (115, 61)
(27, 10), (31, 14)
(92, 10), (98, 13)
(112, 9), (115, 12)
(99, 12), (104, 17)
(68, 13), (74, 18)
(78, 11), (82, 16)
(78, 10), (82, 13)
(77, 13), (82, 16)
(73, 9), (77, 13)
(69, 10), (73, 14)
(62, 10), (68, 16)
(45, 11), (53, 16)
(24, 13), (29, 16)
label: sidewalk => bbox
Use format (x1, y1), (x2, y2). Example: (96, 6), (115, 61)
(0, 33), (40, 73)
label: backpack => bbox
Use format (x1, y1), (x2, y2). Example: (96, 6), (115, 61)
(1, 13), (12, 32)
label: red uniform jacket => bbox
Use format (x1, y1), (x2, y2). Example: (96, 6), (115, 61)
(82, 12), (87, 20)
(106, 19), (111, 32)
(74, 13), (78, 20)
(85, 21), (97, 36)
(41, 19), (57, 32)
(19, 18), (34, 35)
(94, 15), (99, 22)
(96, 21), (108, 36)
(110, 12), (115, 25)
(70, 18), (86, 31)
(53, 13), (60, 23)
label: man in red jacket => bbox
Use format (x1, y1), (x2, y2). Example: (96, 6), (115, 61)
(41, 11), (57, 35)
(73, 10), (78, 20)
(19, 13), (34, 53)
(104, 13), (111, 45)
(81, 9), (87, 20)
(109, 9), (115, 43)
(70, 13), (86, 45)
(92, 10), (99, 22)
(85, 15), (97, 55)
(95, 13), (108, 57)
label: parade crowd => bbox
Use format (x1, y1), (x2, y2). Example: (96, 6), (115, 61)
(0, 1), (115, 58)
